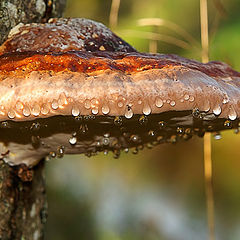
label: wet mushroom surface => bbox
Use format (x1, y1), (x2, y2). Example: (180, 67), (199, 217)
(0, 18), (240, 166)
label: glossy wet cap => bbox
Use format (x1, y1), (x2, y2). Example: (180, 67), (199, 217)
(0, 18), (136, 54)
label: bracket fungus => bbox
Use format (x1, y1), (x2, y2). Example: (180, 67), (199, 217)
(0, 18), (239, 166)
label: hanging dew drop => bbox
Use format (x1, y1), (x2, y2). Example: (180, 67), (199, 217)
(125, 107), (133, 119)
(23, 106), (31, 117)
(155, 97), (163, 108)
(224, 120), (232, 128)
(213, 105), (221, 115)
(71, 106), (80, 117)
(41, 104), (49, 115)
(57, 146), (65, 158)
(51, 99), (59, 110)
(91, 108), (98, 115)
(228, 107), (237, 121)
(102, 105), (110, 114)
(148, 130), (155, 137)
(50, 151), (56, 158)
(69, 136), (77, 145)
(102, 138), (109, 145)
(184, 94), (190, 101)
(7, 110), (15, 119)
(31, 104), (40, 116)
(142, 104), (151, 115)
(130, 134), (139, 142)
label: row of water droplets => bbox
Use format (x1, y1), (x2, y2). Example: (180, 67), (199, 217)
(2, 89), (238, 121)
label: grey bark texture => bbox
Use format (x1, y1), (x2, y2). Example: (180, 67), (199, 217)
(0, 0), (66, 44)
(0, 0), (66, 239)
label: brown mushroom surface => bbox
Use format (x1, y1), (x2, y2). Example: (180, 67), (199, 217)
(0, 18), (239, 166)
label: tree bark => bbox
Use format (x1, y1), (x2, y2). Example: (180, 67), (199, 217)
(0, 1), (66, 239)
(0, 161), (47, 240)
(0, 0), (66, 44)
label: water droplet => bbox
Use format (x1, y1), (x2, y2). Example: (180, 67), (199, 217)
(203, 100), (210, 112)
(102, 105), (110, 114)
(170, 101), (176, 107)
(192, 108), (201, 119)
(69, 136), (77, 145)
(130, 135), (139, 142)
(104, 133), (110, 138)
(31, 104), (40, 116)
(184, 94), (190, 101)
(41, 104), (49, 115)
(91, 108), (98, 115)
(103, 138), (109, 145)
(71, 106), (80, 116)
(158, 121), (165, 129)
(213, 105), (221, 115)
(143, 104), (151, 115)
(58, 93), (68, 106)
(1, 121), (8, 128)
(189, 96), (195, 102)
(8, 109), (15, 119)
(155, 97), (163, 108)
(91, 98), (99, 108)
(114, 116), (123, 126)
(148, 130), (155, 137)
(57, 146), (65, 158)
(224, 120), (232, 128)
(222, 98), (228, 104)
(214, 132), (222, 140)
(30, 122), (41, 131)
(23, 106), (31, 117)
(139, 115), (148, 125)
(118, 101), (124, 108)
(125, 107), (133, 119)
(15, 101), (24, 111)
(50, 151), (56, 158)
(228, 107), (237, 120)
(84, 99), (91, 109)
(51, 99), (59, 110)
(176, 127), (184, 135)
(137, 99), (142, 105)
(124, 148), (129, 153)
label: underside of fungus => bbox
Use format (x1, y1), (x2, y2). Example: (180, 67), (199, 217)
(0, 18), (239, 166)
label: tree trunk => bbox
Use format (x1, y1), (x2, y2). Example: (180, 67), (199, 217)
(0, 161), (47, 240)
(0, 1), (66, 239)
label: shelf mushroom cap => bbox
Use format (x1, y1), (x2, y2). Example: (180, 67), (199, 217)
(0, 18), (239, 166)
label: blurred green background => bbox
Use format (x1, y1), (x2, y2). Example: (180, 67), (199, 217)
(45, 1), (240, 239)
